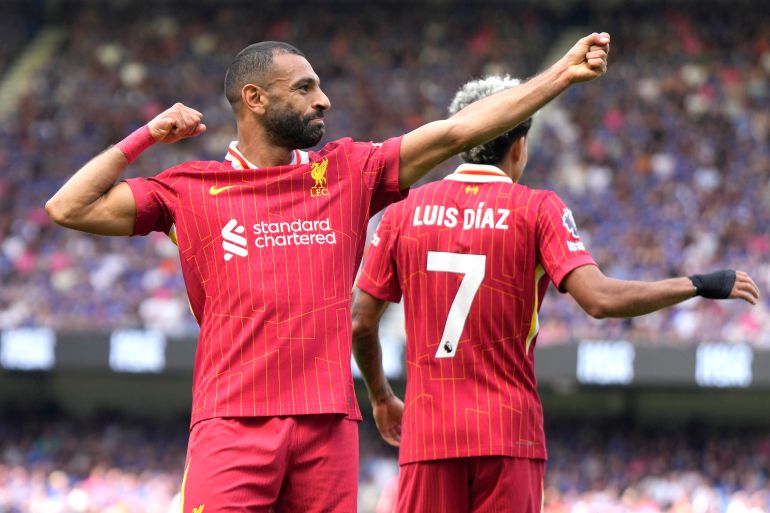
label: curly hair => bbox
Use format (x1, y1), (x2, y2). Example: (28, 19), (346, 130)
(448, 75), (533, 165)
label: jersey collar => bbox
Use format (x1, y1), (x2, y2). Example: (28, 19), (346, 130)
(224, 141), (310, 170)
(443, 163), (513, 183)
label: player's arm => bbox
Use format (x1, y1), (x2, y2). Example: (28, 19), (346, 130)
(397, 32), (610, 188)
(351, 288), (404, 447)
(45, 103), (206, 235)
(563, 265), (760, 319)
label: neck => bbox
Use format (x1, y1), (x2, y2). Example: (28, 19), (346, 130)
(498, 156), (518, 182)
(236, 123), (294, 168)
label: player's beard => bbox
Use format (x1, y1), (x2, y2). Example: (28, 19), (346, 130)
(264, 102), (325, 150)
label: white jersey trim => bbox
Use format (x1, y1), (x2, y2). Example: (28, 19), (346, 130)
(443, 163), (513, 183)
(224, 141), (309, 170)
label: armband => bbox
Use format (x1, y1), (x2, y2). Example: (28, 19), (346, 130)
(689, 270), (736, 299)
(115, 125), (155, 164)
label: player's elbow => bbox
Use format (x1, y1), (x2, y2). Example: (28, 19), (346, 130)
(45, 197), (74, 227)
(351, 313), (378, 342)
(566, 269), (619, 319)
(351, 301), (383, 344)
(351, 290), (387, 345)
(579, 293), (614, 319)
(584, 301), (609, 319)
(46, 197), (98, 232)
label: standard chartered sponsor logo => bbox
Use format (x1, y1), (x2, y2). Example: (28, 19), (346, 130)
(222, 219), (248, 261)
(221, 218), (336, 259)
(253, 218), (337, 248)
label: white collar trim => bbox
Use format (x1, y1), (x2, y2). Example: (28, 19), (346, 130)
(443, 163), (513, 183)
(224, 141), (309, 169)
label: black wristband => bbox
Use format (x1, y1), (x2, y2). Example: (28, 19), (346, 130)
(689, 270), (736, 299)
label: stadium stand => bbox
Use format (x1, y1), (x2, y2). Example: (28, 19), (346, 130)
(0, 2), (42, 77)
(527, 2), (770, 347)
(0, 0), (767, 344)
(0, 1), (768, 512)
(0, 410), (767, 513)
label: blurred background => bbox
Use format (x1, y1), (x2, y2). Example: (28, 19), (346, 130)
(0, 0), (768, 511)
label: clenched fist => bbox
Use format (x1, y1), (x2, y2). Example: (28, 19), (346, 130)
(148, 103), (207, 144)
(561, 32), (611, 84)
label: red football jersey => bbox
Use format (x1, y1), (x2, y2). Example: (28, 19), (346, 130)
(125, 137), (404, 426)
(357, 164), (596, 464)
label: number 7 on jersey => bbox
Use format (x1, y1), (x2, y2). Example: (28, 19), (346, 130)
(426, 251), (487, 358)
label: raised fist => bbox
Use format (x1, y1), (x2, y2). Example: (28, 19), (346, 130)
(561, 32), (611, 84)
(148, 103), (207, 144)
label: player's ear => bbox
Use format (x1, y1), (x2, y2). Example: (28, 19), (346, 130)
(510, 136), (527, 164)
(241, 83), (267, 115)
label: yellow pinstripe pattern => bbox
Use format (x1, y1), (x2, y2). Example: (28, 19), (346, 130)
(369, 178), (547, 462)
(525, 265), (546, 355)
(179, 458), (191, 513)
(131, 141), (413, 438)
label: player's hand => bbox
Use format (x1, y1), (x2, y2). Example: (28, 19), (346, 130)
(561, 32), (610, 84)
(148, 103), (207, 144)
(372, 394), (404, 447)
(730, 271), (760, 305)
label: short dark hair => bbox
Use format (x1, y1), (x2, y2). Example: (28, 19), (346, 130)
(224, 41), (305, 109)
(448, 75), (532, 165)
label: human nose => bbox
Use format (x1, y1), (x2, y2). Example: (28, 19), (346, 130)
(314, 89), (331, 111)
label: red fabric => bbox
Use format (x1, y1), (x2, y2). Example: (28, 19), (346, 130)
(396, 457), (545, 513)
(181, 415), (358, 513)
(115, 125), (155, 163)
(124, 137), (404, 426)
(357, 174), (596, 464)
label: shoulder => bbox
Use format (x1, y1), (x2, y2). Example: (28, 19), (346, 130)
(316, 137), (400, 159)
(413, 179), (444, 196)
(152, 160), (225, 180)
(316, 137), (355, 157)
(184, 160), (230, 173)
(393, 179), (438, 206)
(515, 185), (562, 207)
(503, 185), (562, 223)
(535, 188), (567, 208)
(528, 188), (575, 228)
(191, 159), (230, 170)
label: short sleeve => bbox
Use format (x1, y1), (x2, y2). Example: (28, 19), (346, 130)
(536, 191), (597, 291)
(351, 136), (408, 216)
(356, 205), (403, 303)
(123, 170), (178, 236)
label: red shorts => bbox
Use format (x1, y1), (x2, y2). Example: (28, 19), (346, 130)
(396, 457), (545, 513)
(180, 415), (358, 513)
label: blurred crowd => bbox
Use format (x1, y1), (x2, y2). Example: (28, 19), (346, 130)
(0, 411), (186, 513)
(0, 2), (40, 76)
(0, 410), (767, 513)
(0, 0), (768, 344)
(543, 423), (770, 513)
(529, 2), (770, 346)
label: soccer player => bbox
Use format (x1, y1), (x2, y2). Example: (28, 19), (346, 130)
(45, 36), (610, 512)
(351, 76), (760, 513)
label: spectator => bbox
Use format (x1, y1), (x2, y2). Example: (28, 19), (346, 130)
(0, 0), (767, 343)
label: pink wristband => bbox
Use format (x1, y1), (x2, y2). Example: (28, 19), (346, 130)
(115, 125), (156, 163)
